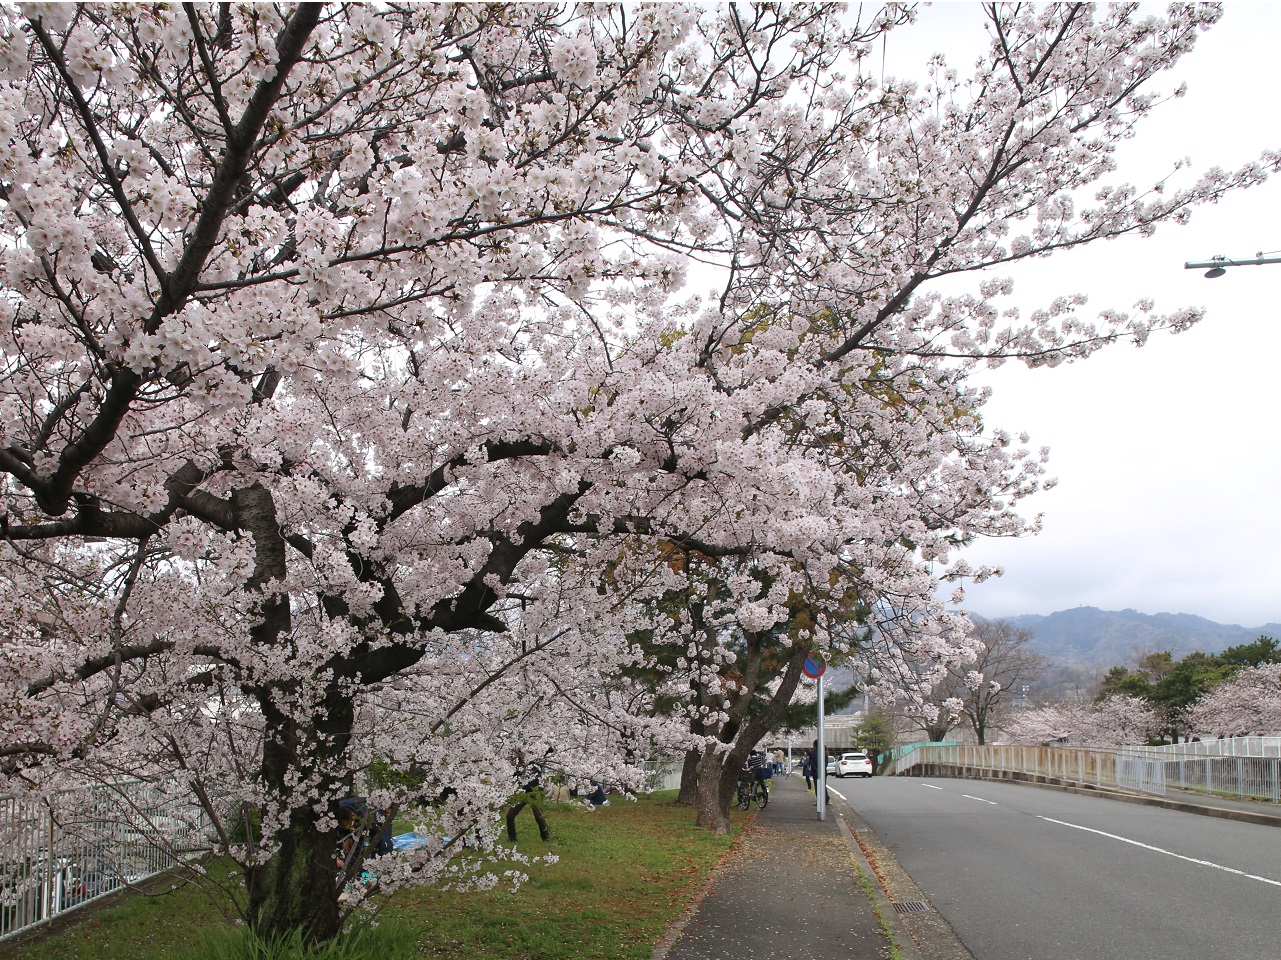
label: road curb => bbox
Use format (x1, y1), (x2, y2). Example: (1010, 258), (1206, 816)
(830, 787), (975, 960)
(831, 803), (927, 960)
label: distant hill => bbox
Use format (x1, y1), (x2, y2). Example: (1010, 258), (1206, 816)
(987, 607), (1281, 666)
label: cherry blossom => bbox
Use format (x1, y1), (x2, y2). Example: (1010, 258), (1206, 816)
(0, 2), (1272, 942)
(1190, 664), (1281, 738)
(1004, 695), (1161, 746)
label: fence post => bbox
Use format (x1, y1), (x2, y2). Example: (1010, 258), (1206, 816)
(43, 801), (55, 925)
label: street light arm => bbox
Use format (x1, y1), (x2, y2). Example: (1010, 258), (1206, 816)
(1185, 254), (1281, 269)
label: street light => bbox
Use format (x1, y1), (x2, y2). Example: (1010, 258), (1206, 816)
(1185, 252), (1281, 278)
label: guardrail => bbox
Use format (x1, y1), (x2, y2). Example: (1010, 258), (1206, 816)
(1, 781), (213, 942)
(1122, 736), (1281, 759)
(889, 741), (1281, 805)
(1130, 752), (1281, 803)
(886, 743), (1166, 798)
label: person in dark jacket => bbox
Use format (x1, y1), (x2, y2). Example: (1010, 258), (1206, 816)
(506, 759), (552, 842)
(336, 796), (393, 870)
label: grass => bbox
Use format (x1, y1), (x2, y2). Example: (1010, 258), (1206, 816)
(1, 793), (740, 960)
(851, 862), (907, 960)
(191, 923), (419, 960)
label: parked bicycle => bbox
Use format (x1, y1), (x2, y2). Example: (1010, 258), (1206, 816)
(735, 767), (769, 810)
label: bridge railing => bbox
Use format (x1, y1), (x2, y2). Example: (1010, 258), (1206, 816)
(1121, 736), (1281, 759)
(1, 781), (213, 942)
(889, 741), (1281, 804)
(1143, 754), (1281, 803)
(886, 743), (1165, 798)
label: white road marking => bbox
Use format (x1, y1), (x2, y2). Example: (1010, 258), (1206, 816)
(920, 783), (943, 790)
(1037, 816), (1281, 888)
(963, 794), (998, 805)
(827, 786), (847, 801)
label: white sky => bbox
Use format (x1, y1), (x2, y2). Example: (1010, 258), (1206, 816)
(879, 3), (1281, 627)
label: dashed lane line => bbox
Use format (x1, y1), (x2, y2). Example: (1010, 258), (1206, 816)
(962, 795), (998, 805)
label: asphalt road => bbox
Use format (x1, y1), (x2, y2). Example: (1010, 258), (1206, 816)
(836, 777), (1281, 960)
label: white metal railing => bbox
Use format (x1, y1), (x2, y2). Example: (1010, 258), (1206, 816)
(891, 740), (1281, 805)
(887, 743), (1166, 798)
(1146, 754), (1281, 803)
(640, 760), (683, 793)
(1121, 736), (1281, 759)
(1, 781), (213, 941)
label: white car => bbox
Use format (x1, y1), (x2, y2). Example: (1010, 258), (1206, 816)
(836, 752), (873, 778)
(825, 755), (836, 775)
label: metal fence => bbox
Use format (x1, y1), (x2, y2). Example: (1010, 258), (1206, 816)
(640, 760), (683, 793)
(1122, 736), (1281, 759)
(1145, 754), (1281, 803)
(883, 740), (957, 765)
(890, 740), (1281, 805)
(886, 743), (1166, 798)
(1, 781), (213, 942)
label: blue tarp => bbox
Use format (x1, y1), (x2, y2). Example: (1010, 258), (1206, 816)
(392, 832), (432, 851)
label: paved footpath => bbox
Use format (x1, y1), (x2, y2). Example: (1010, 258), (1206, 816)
(653, 775), (909, 960)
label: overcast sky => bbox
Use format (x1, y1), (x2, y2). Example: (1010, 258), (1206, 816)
(878, 4), (1281, 628)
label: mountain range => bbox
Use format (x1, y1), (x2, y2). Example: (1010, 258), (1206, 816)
(989, 607), (1281, 666)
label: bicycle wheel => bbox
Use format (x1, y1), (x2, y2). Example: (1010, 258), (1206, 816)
(736, 781), (752, 811)
(755, 783), (769, 810)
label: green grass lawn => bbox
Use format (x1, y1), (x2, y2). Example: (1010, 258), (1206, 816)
(2, 793), (741, 960)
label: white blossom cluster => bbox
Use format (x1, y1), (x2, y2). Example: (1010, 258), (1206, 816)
(0, 1), (1272, 939)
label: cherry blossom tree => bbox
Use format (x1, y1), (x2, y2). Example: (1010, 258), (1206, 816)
(1, 1), (1273, 943)
(1004, 694), (1160, 746)
(630, 551), (870, 833)
(1190, 663), (1281, 738)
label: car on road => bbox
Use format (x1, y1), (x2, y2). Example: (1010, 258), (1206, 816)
(836, 752), (873, 778)
(825, 755), (836, 775)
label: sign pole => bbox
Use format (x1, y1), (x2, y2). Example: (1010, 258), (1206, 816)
(802, 651), (828, 821)
(816, 671), (826, 821)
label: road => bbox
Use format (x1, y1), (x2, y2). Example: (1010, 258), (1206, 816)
(834, 777), (1281, 960)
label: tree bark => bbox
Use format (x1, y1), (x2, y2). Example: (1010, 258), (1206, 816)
(235, 482), (353, 942)
(247, 694), (354, 943)
(692, 744), (739, 834)
(691, 640), (810, 832)
(677, 747), (701, 805)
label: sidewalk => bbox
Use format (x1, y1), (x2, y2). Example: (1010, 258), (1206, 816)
(652, 776), (898, 960)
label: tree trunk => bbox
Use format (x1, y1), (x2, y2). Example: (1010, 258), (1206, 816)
(691, 639), (812, 832)
(692, 744), (739, 834)
(924, 722), (952, 743)
(246, 688), (356, 942)
(247, 798), (344, 942)
(677, 747), (701, 805)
